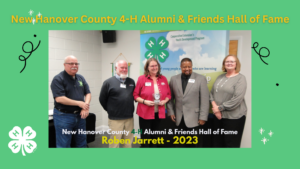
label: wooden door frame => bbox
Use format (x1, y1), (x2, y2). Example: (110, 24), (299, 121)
(229, 36), (243, 63)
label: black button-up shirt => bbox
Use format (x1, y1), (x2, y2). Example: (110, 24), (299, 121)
(181, 73), (191, 94)
(51, 71), (90, 111)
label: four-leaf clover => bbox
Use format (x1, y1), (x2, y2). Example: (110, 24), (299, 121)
(145, 36), (169, 62)
(8, 126), (37, 156)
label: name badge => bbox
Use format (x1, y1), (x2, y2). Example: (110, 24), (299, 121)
(120, 84), (126, 88)
(145, 82), (151, 86)
(188, 79), (195, 83)
(161, 82), (165, 85)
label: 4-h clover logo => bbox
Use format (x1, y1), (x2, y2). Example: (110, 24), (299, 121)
(8, 126), (37, 156)
(145, 36), (169, 62)
(78, 80), (83, 86)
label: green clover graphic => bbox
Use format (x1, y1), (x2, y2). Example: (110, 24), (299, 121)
(78, 80), (83, 86)
(145, 36), (169, 63)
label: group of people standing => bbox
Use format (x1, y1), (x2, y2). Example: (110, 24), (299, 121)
(51, 54), (247, 148)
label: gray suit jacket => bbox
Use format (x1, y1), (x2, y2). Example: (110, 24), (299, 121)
(167, 72), (210, 128)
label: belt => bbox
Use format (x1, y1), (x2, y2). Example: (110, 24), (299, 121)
(56, 108), (81, 114)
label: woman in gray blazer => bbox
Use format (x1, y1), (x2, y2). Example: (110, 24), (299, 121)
(210, 55), (247, 147)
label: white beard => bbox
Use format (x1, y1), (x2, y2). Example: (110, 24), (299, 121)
(120, 74), (127, 79)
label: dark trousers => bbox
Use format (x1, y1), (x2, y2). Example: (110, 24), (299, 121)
(176, 116), (203, 148)
(139, 113), (162, 148)
(212, 115), (246, 148)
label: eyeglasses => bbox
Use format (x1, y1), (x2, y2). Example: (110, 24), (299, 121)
(225, 61), (236, 64)
(65, 63), (80, 66)
(149, 65), (158, 68)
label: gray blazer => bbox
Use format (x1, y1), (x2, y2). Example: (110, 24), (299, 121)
(167, 72), (210, 128)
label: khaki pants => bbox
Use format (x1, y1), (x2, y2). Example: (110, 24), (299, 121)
(108, 118), (134, 148)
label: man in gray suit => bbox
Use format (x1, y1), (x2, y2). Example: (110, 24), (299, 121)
(167, 58), (209, 147)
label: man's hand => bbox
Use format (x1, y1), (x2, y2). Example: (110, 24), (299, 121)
(198, 120), (206, 125)
(170, 115), (176, 122)
(77, 101), (89, 110)
(214, 111), (222, 120)
(80, 109), (89, 119)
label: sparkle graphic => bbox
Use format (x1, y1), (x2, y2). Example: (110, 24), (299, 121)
(269, 130), (273, 137)
(28, 9), (34, 16)
(37, 12), (42, 18)
(259, 127), (265, 135)
(32, 18), (36, 25)
(261, 137), (268, 145)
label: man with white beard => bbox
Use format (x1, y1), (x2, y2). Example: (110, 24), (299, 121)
(51, 55), (91, 148)
(99, 60), (135, 148)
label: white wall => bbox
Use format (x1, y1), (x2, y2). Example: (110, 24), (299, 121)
(48, 30), (103, 126)
(230, 30), (252, 148)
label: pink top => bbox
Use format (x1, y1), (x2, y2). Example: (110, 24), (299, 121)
(133, 75), (171, 119)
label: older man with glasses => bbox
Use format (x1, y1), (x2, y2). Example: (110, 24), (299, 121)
(50, 55), (91, 148)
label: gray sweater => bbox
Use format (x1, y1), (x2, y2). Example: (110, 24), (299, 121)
(210, 73), (247, 119)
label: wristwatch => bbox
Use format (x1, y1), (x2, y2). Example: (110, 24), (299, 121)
(218, 105), (224, 111)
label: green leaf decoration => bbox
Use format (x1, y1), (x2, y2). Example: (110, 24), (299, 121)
(145, 51), (155, 59)
(157, 50), (169, 62)
(145, 37), (156, 50)
(157, 36), (169, 49)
